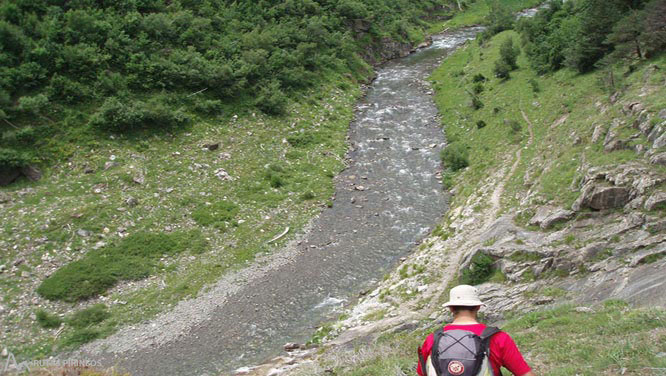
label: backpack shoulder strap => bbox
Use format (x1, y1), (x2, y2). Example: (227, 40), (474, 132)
(479, 327), (501, 362)
(480, 326), (501, 341)
(431, 328), (445, 376)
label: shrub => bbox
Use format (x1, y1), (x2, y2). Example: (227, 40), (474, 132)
(68, 304), (110, 329)
(440, 143), (469, 172)
(528, 78), (541, 93)
(0, 147), (32, 169)
(471, 95), (484, 110)
(89, 97), (190, 132)
(60, 328), (101, 348)
(499, 37), (520, 70)
(262, 164), (290, 189)
(36, 309), (62, 329)
(472, 73), (486, 83)
(192, 201), (239, 229)
(37, 231), (207, 301)
(472, 82), (484, 94)
(255, 80), (288, 116)
(286, 132), (316, 147)
(493, 60), (511, 79)
(459, 252), (496, 285)
(476, 120), (487, 129)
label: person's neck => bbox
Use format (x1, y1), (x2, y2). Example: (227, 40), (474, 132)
(451, 312), (479, 325)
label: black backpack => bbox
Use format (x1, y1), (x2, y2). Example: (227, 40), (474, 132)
(419, 327), (501, 376)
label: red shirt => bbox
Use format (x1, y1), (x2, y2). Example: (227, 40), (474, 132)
(417, 323), (531, 376)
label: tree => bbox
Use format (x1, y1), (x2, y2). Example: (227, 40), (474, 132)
(499, 37), (520, 70)
(641, 0), (666, 57)
(605, 10), (645, 61)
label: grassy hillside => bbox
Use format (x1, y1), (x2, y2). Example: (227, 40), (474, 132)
(297, 301), (666, 376)
(431, 29), (666, 211)
(0, 0), (490, 362)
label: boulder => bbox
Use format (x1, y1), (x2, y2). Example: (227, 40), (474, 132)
(529, 207), (574, 229)
(604, 139), (628, 152)
(21, 165), (42, 181)
(540, 209), (575, 229)
(528, 206), (551, 227)
(660, 109), (666, 120)
(574, 184), (631, 211)
(0, 167), (21, 186)
(644, 191), (666, 211)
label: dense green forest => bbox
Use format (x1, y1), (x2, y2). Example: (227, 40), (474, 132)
(517, 0), (666, 74)
(0, 0), (461, 175)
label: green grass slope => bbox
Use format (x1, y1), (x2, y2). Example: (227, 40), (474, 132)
(300, 301), (666, 376)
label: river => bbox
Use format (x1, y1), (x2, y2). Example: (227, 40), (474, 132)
(88, 26), (483, 376)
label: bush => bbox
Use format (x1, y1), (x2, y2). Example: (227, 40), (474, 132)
(499, 37), (519, 70)
(472, 73), (487, 83)
(493, 60), (511, 79)
(36, 309), (62, 329)
(459, 252), (496, 285)
(89, 97), (191, 132)
(192, 201), (239, 229)
(476, 120), (487, 129)
(68, 304), (110, 329)
(440, 143), (469, 172)
(255, 80), (288, 116)
(471, 95), (484, 110)
(60, 328), (101, 348)
(286, 132), (316, 147)
(37, 231), (207, 301)
(0, 147), (32, 169)
(264, 164), (289, 188)
(472, 82), (484, 94)
(528, 78), (541, 93)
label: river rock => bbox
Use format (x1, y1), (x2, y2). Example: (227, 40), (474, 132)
(573, 184), (631, 211)
(645, 191), (666, 211)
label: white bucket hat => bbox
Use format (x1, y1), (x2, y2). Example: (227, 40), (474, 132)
(443, 285), (484, 307)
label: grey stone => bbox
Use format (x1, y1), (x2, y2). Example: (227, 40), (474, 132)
(645, 191), (666, 211)
(574, 307), (594, 313)
(574, 184), (632, 211)
(591, 124), (605, 143)
(540, 209), (575, 229)
(133, 174), (145, 185)
(653, 133), (666, 149)
(0, 192), (10, 203)
(21, 165), (42, 181)
(0, 167), (21, 186)
(104, 161), (118, 170)
(650, 152), (666, 166)
(648, 125), (663, 142)
(528, 206), (552, 227)
(77, 229), (92, 237)
(604, 139), (628, 152)
(126, 197), (139, 207)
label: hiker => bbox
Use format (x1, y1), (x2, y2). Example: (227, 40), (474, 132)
(417, 285), (535, 376)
